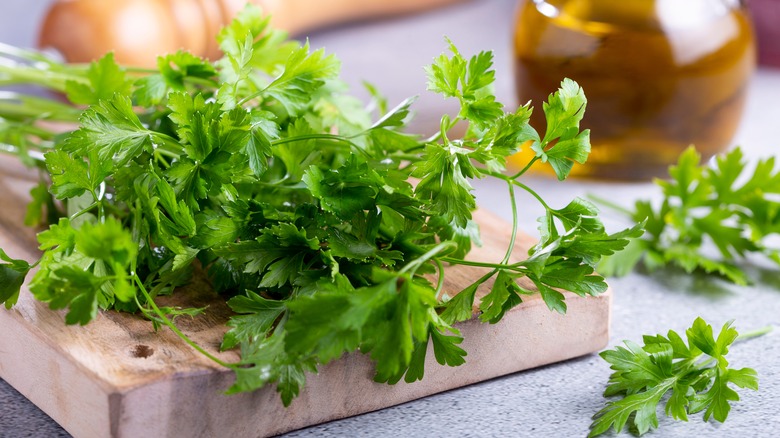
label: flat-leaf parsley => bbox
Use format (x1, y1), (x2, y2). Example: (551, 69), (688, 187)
(0, 6), (639, 404)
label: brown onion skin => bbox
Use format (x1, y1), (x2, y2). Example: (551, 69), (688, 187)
(38, 0), (465, 66)
(39, 0), (193, 67)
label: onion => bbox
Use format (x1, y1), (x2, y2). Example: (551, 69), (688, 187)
(38, 0), (466, 66)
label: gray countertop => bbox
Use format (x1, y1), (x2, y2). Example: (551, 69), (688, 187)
(2, 1), (780, 437)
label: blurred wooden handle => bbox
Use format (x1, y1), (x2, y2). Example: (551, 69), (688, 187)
(38, 0), (466, 67)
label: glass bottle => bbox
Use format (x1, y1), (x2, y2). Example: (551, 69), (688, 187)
(511, 0), (756, 180)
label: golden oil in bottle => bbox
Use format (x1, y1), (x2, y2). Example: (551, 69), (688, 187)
(511, 0), (755, 180)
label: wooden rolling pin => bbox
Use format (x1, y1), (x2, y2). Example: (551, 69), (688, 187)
(38, 0), (466, 67)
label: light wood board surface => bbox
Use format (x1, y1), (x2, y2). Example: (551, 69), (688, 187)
(0, 156), (611, 438)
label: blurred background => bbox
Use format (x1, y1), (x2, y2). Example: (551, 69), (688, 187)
(1, 0), (778, 180)
(0, 1), (53, 49)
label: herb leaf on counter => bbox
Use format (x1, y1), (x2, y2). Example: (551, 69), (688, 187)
(590, 317), (764, 437)
(599, 146), (780, 285)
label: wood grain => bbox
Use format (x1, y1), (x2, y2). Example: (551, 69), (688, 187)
(0, 156), (611, 438)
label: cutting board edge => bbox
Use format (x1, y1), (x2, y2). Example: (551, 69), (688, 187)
(0, 307), (115, 438)
(115, 288), (612, 438)
(0, 287), (611, 438)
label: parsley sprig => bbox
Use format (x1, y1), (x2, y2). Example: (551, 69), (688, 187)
(0, 6), (638, 404)
(598, 146), (780, 285)
(590, 318), (767, 437)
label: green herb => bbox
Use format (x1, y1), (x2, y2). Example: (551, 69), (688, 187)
(590, 317), (767, 437)
(598, 146), (780, 285)
(0, 249), (31, 309)
(0, 5), (639, 404)
(599, 148), (780, 284)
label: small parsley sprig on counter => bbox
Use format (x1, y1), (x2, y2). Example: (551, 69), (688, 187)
(590, 318), (767, 437)
(598, 146), (780, 285)
(0, 6), (639, 404)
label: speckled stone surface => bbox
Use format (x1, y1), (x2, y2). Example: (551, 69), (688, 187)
(2, 1), (780, 437)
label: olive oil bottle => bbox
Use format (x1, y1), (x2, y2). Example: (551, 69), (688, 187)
(512, 0), (755, 179)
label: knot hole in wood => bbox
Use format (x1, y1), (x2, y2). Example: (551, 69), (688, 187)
(130, 344), (155, 359)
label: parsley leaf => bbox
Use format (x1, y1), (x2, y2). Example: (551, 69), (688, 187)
(590, 317), (762, 437)
(63, 94), (176, 167)
(303, 157), (381, 219)
(413, 143), (477, 228)
(599, 147), (780, 285)
(45, 150), (106, 199)
(532, 79), (590, 180)
(65, 53), (131, 105)
(0, 249), (31, 309)
(425, 39), (502, 129)
(222, 290), (286, 350)
(478, 270), (528, 323)
(29, 217), (137, 324)
(262, 43), (340, 115)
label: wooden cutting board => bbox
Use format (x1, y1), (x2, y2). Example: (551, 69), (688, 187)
(0, 156), (611, 438)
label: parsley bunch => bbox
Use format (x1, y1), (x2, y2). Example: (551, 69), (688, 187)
(590, 317), (764, 437)
(599, 146), (780, 285)
(0, 6), (638, 404)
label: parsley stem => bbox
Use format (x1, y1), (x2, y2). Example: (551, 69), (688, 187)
(0, 122), (56, 140)
(0, 66), (74, 92)
(587, 193), (633, 216)
(154, 151), (171, 168)
(271, 134), (371, 159)
(425, 131), (442, 143)
(401, 143), (426, 153)
(155, 135), (185, 156)
(185, 76), (219, 88)
(393, 153), (423, 161)
(426, 114), (462, 143)
(443, 268), (498, 309)
(0, 42), (62, 65)
(509, 156), (539, 180)
(440, 258), (509, 270)
(513, 180), (552, 211)
(483, 169), (553, 212)
(132, 274), (232, 368)
(0, 143), (46, 162)
(501, 180), (518, 265)
(124, 67), (158, 74)
(88, 186), (106, 222)
(473, 269), (498, 289)
(154, 147), (180, 159)
(237, 88), (265, 107)
(69, 201), (99, 221)
(400, 241), (457, 276)
(434, 258), (446, 300)
(0, 94), (81, 121)
(737, 325), (773, 342)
